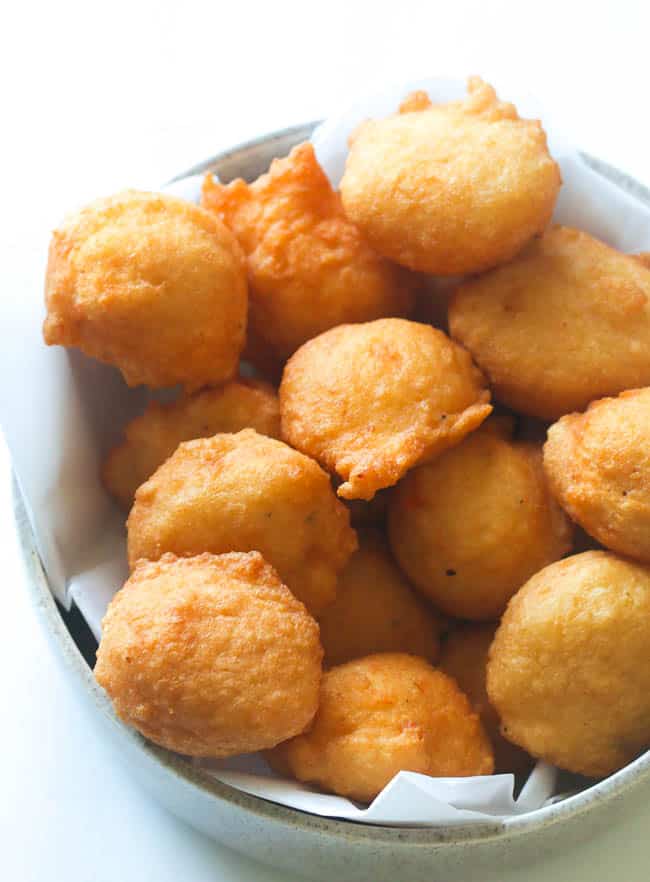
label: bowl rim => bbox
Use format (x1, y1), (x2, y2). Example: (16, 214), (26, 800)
(18, 121), (650, 848)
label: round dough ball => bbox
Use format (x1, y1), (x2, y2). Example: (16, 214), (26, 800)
(280, 318), (492, 501)
(268, 653), (494, 802)
(103, 378), (281, 509)
(127, 429), (357, 615)
(487, 551), (650, 777)
(202, 142), (417, 367)
(544, 388), (650, 563)
(449, 226), (650, 420)
(439, 624), (532, 774)
(94, 552), (322, 757)
(340, 77), (560, 275)
(388, 420), (573, 620)
(318, 530), (441, 666)
(43, 190), (247, 390)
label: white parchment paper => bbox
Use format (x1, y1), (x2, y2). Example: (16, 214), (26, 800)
(2, 77), (649, 826)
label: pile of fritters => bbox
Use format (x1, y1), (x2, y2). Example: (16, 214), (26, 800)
(44, 77), (650, 802)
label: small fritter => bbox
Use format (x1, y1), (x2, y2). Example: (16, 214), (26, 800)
(95, 552), (322, 756)
(103, 378), (281, 509)
(487, 551), (650, 777)
(318, 530), (441, 666)
(43, 190), (247, 390)
(544, 388), (650, 563)
(388, 420), (572, 620)
(280, 319), (492, 500)
(127, 429), (357, 615)
(268, 653), (494, 802)
(449, 226), (650, 420)
(202, 142), (417, 367)
(340, 77), (560, 275)
(439, 624), (532, 775)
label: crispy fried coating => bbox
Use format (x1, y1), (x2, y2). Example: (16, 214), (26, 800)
(318, 530), (441, 666)
(202, 142), (417, 366)
(280, 319), (492, 501)
(43, 190), (247, 390)
(95, 552), (322, 757)
(268, 653), (494, 801)
(439, 624), (532, 774)
(487, 551), (650, 777)
(544, 388), (650, 563)
(388, 420), (572, 620)
(340, 77), (560, 275)
(449, 226), (650, 420)
(102, 378), (281, 509)
(127, 429), (357, 615)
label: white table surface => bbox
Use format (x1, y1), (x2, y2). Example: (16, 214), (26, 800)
(2, 2), (650, 878)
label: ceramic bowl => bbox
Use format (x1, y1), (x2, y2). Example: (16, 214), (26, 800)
(16, 123), (650, 882)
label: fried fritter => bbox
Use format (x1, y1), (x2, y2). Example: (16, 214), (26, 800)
(102, 378), (281, 509)
(340, 77), (560, 275)
(43, 190), (247, 390)
(439, 624), (532, 775)
(388, 420), (572, 620)
(544, 388), (650, 563)
(127, 429), (357, 615)
(202, 142), (417, 367)
(487, 551), (650, 777)
(280, 318), (492, 501)
(268, 653), (494, 802)
(318, 530), (441, 666)
(95, 552), (322, 756)
(449, 226), (650, 420)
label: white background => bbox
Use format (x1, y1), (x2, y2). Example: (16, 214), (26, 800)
(2, 1), (650, 879)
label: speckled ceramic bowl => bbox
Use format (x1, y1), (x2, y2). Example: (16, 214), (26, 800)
(17, 124), (650, 882)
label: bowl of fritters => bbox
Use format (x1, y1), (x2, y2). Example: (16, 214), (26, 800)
(18, 89), (650, 881)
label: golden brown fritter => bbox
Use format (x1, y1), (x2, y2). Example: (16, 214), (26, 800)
(340, 77), (560, 275)
(280, 319), (492, 501)
(544, 388), (650, 563)
(127, 429), (357, 615)
(388, 420), (572, 620)
(449, 226), (650, 420)
(439, 624), (532, 775)
(94, 552), (322, 756)
(487, 551), (650, 777)
(202, 142), (417, 366)
(102, 378), (281, 509)
(268, 653), (494, 802)
(318, 530), (441, 666)
(43, 190), (247, 390)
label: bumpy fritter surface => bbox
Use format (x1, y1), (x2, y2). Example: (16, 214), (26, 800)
(487, 551), (650, 777)
(94, 552), (322, 756)
(43, 190), (247, 390)
(280, 319), (492, 500)
(268, 653), (493, 802)
(439, 624), (532, 774)
(340, 77), (560, 275)
(202, 142), (417, 366)
(388, 420), (572, 620)
(544, 388), (650, 563)
(318, 530), (441, 666)
(103, 378), (281, 509)
(449, 226), (650, 420)
(127, 429), (357, 615)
